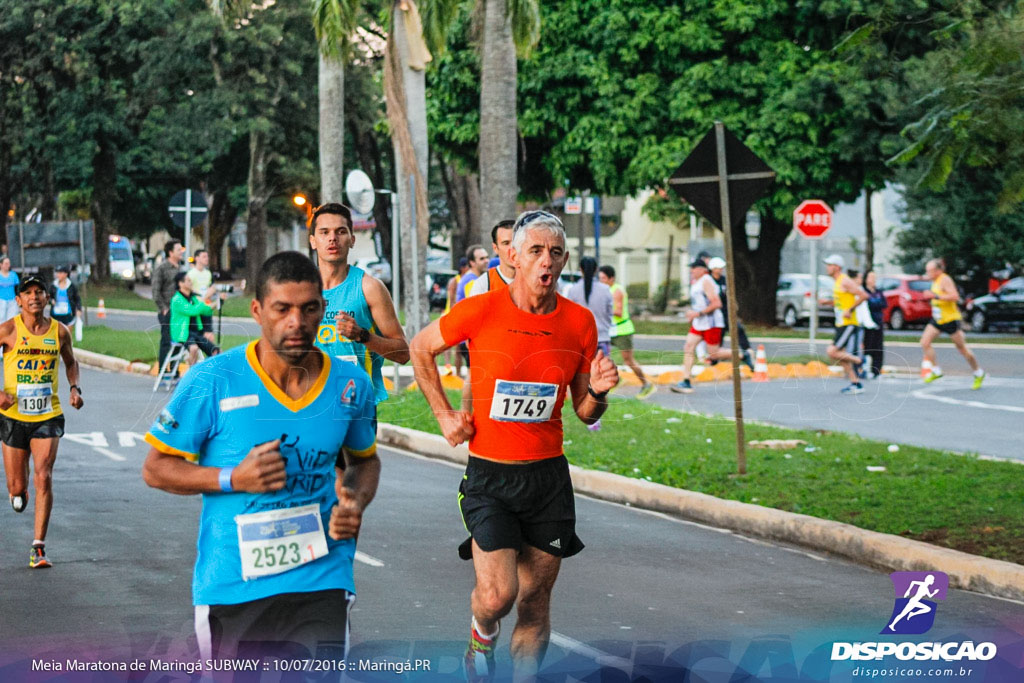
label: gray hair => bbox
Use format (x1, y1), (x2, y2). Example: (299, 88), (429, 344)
(511, 210), (566, 253)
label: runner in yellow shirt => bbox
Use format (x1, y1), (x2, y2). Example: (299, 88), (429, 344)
(0, 275), (84, 568)
(921, 259), (984, 389)
(824, 255), (868, 394)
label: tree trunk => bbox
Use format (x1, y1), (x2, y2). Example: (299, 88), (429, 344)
(385, 3), (430, 335)
(478, 0), (518, 243)
(864, 187), (874, 273)
(204, 187), (237, 274)
(90, 132), (117, 280)
(319, 53), (345, 203)
(440, 161), (480, 268)
(730, 212), (790, 325)
(245, 130), (271, 292)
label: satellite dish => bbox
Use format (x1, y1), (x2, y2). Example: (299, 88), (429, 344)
(345, 170), (375, 215)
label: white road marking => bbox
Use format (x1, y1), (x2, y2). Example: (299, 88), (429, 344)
(117, 431), (148, 448)
(911, 381), (1024, 414)
(92, 447), (126, 462)
(355, 551), (384, 567)
(64, 431), (110, 448)
(549, 631), (633, 671)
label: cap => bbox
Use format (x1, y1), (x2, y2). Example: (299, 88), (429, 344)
(697, 250), (712, 261)
(689, 258), (708, 269)
(55, 264), (70, 273)
(458, 256), (469, 268)
(17, 275), (47, 294)
(823, 254), (845, 268)
(708, 257), (726, 270)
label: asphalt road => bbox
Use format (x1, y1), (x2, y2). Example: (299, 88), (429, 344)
(0, 367), (1022, 681)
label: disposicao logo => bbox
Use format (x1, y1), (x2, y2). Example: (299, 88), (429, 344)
(831, 570), (998, 663)
(882, 571), (947, 635)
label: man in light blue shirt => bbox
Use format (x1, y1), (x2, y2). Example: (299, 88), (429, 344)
(142, 251), (380, 661)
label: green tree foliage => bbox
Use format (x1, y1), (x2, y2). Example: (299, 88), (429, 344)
(896, 164), (1024, 291)
(884, 2), (1024, 210)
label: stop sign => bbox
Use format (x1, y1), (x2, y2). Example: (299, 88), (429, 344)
(793, 199), (833, 239)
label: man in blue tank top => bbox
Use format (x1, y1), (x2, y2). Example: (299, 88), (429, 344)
(309, 204), (409, 403)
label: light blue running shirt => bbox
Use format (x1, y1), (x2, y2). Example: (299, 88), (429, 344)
(0, 271), (19, 301)
(145, 342), (378, 606)
(315, 266), (389, 404)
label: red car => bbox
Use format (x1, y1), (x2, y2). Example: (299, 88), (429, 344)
(878, 275), (933, 330)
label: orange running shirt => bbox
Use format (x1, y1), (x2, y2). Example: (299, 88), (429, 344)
(439, 288), (597, 461)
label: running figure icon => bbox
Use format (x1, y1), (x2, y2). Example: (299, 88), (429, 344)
(887, 574), (939, 633)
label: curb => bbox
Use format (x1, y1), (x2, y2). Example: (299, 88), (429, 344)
(376, 423), (1024, 602)
(74, 348), (152, 376)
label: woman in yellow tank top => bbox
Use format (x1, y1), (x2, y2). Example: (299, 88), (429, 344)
(920, 259), (984, 389)
(0, 275), (83, 568)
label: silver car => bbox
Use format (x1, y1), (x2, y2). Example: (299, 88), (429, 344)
(776, 273), (835, 327)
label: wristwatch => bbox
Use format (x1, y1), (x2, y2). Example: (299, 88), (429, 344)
(355, 328), (370, 344)
(587, 385), (608, 399)
(70, 384), (82, 395)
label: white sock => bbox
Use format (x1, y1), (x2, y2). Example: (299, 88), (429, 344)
(974, 368), (984, 377)
(472, 617), (499, 640)
(931, 366), (942, 375)
(32, 539), (44, 547)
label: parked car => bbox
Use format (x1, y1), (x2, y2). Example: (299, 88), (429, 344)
(354, 257), (392, 285)
(427, 271), (454, 311)
(776, 274), (834, 327)
(108, 235), (136, 288)
(965, 276), (1024, 332)
(877, 275), (933, 330)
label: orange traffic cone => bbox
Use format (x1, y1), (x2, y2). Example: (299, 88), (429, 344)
(752, 345), (769, 382)
(97, 298), (106, 319)
(920, 359), (932, 379)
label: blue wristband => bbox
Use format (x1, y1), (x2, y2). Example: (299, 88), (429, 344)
(218, 467), (234, 493)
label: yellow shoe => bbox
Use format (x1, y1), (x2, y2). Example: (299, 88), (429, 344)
(923, 371), (943, 384)
(971, 372), (985, 390)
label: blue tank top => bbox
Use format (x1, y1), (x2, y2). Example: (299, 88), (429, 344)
(316, 267), (389, 404)
(0, 272), (19, 301)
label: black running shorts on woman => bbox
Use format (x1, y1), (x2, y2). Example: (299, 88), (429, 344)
(458, 455), (584, 560)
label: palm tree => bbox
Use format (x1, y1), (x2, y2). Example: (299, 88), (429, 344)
(477, 0), (539, 243)
(312, 0), (359, 203)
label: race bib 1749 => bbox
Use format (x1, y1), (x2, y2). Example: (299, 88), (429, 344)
(489, 380), (558, 423)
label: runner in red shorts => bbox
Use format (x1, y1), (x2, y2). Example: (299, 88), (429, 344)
(671, 259), (731, 394)
(410, 210), (618, 682)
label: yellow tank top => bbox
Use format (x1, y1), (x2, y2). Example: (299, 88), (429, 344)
(931, 274), (962, 324)
(833, 275), (858, 327)
(2, 315), (62, 422)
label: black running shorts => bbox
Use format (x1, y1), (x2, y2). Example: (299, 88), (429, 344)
(928, 318), (961, 335)
(0, 414), (65, 450)
(832, 325), (862, 355)
(197, 589), (352, 662)
(458, 455), (584, 560)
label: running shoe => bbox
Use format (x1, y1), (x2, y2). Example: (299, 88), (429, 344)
(840, 383), (864, 395)
(923, 371), (944, 384)
(742, 350), (755, 372)
(670, 379), (694, 394)
(10, 494), (26, 513)
(855, 358), (868, 380)
(29, 545), (51, 569)
(463, 622), (498, 682)
(587, 420), (602, 432)
(971, 372), (986, 390)
(637, 382), (657, 400)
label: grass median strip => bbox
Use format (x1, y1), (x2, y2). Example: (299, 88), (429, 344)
(379, 390), (1024, 565)
(77, 325), (252, 364)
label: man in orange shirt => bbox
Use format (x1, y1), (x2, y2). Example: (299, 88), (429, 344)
(410, 210), (618, 682)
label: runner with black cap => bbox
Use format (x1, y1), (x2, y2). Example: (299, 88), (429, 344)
(0, 274), (84, 568)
